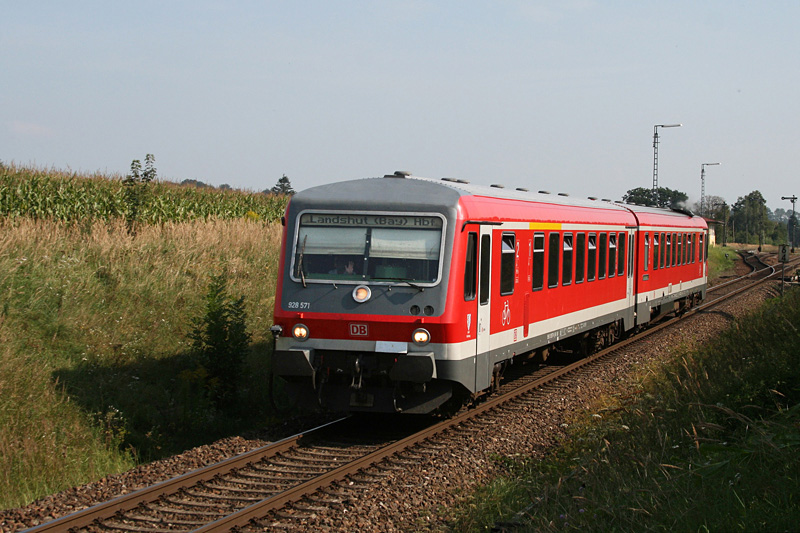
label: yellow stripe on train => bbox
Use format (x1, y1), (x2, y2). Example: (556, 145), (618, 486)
(529, 222), (562, 230)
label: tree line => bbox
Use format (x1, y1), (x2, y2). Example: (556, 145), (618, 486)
(623, 186), (796, 247)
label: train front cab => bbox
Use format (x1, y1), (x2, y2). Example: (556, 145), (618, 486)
(271, 179), (468, 415)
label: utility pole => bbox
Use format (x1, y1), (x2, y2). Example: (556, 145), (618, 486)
(782, 195), (797, 252)
(652, 124), (682, 192)
(700, 163), (720, 217)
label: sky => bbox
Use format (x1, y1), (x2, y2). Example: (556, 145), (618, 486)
(2, 1), (798, 211)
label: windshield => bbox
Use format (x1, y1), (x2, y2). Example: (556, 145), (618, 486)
(292, 212), (444, 284)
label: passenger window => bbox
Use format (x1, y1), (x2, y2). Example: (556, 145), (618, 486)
(598, 233), (607, 279)
(672, 233), (678, 266)
(660, 232), (666, 268)
(628, 234), (635, 275)
(548, 233), (560, 288)
(653, 233), (659, 270)
(562, 234), (573, 286)
(690, 234), (695, 263)
(532, 233), (545, 291)
(666, 233), (672, 267)
(608, 233), (616, 278)
(618, 232), (625, 276)
(681, 234), (686, 264)
(464, 232), (477, 301)
(588, 233), (597, 281)
(575, 233), (585, 283)
(700, 233), (705, 262)
(500, 233), (515, 296)
(644, 233), (650, 271)
(684, 234), (689, 264)
(479, 235), (491, 305)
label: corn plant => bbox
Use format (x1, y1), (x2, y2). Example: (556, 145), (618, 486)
(0, 162), (289, 223)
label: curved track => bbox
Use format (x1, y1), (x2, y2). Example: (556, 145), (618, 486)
(24, 252), (795, 533)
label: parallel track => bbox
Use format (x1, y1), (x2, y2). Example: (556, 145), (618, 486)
(25, 252), (794, 533)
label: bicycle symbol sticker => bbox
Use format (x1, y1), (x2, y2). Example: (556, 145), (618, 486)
(501, 301), (511, 326)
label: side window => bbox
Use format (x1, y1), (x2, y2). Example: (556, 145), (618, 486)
(500, 233), (515, 296)
(548, 232), (560, 288)
(464, 232), (477, 301)
(678, 233), (684, 265)
(608, 233), (617, 278)
(575, 233), (585, 284)
(644, 232), (650, 271)
(653, 233), (659, 270)
(618, 232), (626, 276)
(598, 233), (607, 279)
(562, 233), (573, 286)
(628, 234), (634, 274)
(684, 234), (689, 264)
(660, 232), (666, 268)
(479, 235), (491, 305)
(665, 233), (672, 267)
(588, 233), (597, 281)
(700, 233), (706, 262)
(532, 233), (545, 291)
(672, 232), (678, 266)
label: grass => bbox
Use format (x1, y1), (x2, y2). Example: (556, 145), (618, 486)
(448, 286), (800, 531)
(0, 217), (284, 509)
(706, 244), (736, 282)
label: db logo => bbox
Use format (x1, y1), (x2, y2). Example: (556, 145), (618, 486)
(349, 324), (369, 336)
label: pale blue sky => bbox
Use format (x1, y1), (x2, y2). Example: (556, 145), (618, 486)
(2, 1), (798, 210)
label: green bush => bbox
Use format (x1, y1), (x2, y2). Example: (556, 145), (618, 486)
(190, 272), (252, 409)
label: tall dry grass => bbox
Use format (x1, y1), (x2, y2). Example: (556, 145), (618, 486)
(0, 217), (284, 509)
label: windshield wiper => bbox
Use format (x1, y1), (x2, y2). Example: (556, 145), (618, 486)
(295, 235), (307, 288)
(374, 277), (425, 291)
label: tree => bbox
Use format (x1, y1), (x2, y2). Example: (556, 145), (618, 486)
(268, 174), (295, 196)
(622, 187), (688, 209)
(789, 213), (799, 247)
(181, 178), (210, 188)
(731, 191), (771, 246)
(123, 154), (156, 235)
(691, 195), (726, 218)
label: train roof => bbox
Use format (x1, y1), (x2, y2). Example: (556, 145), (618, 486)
(291, 172), (706, 228)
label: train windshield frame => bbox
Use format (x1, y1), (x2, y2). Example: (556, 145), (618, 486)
(290, 210), (447, 286)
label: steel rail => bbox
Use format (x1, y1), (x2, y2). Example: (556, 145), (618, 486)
(22, 418), (347, 533)
(200, 258), (788, 531)
(25, 253), (793, 533)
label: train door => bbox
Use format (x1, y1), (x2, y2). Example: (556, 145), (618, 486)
(475, 225), (492, 391)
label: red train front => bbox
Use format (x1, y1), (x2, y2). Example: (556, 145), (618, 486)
(271, 172), (707, 414)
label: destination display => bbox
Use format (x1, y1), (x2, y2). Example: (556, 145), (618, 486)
(300, 213), (443, 229)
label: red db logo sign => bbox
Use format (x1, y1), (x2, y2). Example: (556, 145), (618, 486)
(349, 324), (369, 336)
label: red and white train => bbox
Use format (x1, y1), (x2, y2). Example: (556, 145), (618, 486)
(271, 172), (708, 414)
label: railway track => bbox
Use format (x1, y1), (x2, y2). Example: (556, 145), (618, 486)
(24, 252), (795, 533)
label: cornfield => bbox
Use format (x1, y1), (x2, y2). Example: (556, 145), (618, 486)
(0, 162), (289, 223)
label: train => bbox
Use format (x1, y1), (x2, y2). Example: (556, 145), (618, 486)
(270, 172), (708, 414)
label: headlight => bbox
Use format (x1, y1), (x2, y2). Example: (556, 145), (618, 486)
(412, 328), (430, 346)
(292, 324), (309, 341)
(352, 285), (372, 303)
